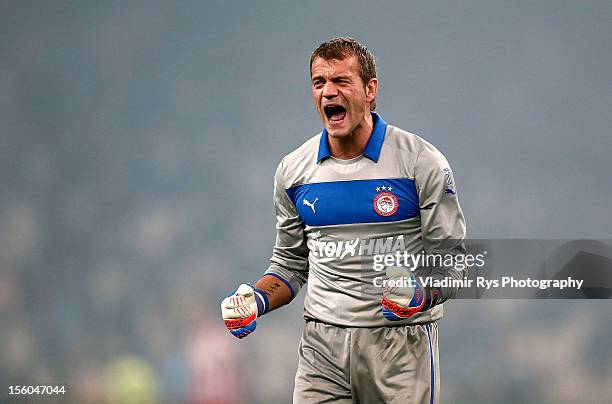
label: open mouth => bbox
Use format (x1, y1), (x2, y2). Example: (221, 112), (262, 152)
(323, 104), (347, 124)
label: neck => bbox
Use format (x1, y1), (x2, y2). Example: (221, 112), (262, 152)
(328, 113), (374, 160)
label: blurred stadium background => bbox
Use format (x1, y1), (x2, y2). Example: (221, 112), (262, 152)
(1, 1), (611, 403)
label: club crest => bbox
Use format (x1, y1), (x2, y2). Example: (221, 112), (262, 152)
(373, 188), (399, 217)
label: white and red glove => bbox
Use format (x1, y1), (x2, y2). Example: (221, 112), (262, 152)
(221, 284), (268, 339)
(381, 272), (427, 321)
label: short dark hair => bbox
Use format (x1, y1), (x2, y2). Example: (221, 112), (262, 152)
(310, 37), (378, 111)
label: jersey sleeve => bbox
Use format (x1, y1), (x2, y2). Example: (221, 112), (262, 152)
(414, 143), (467, 304)
(264, 158), (309, 298)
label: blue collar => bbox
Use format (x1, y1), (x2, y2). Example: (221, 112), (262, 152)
(317, 112), (388, 163)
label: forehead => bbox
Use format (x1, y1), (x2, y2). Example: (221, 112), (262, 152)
(311, 55), (360, 78)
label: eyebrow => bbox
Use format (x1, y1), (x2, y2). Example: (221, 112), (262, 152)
(311, 74), (352, 82)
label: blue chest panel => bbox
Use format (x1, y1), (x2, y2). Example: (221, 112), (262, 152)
(285, 178), (419, 226)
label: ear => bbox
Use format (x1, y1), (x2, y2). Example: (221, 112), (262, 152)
(365, 78), (378, 104)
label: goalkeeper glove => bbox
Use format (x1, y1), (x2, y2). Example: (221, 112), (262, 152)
(381, 272), (427, 321)
(221, 283), (269, 339)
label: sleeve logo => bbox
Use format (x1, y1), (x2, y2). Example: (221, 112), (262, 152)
(442, 167), (456, 195)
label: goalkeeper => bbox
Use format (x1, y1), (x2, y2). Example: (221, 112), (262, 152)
(221, 37), (466, 404)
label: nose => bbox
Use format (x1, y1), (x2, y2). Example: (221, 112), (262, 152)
(322, 81), (338, 98)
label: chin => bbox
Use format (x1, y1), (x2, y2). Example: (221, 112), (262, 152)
(325, 126), (350, 138)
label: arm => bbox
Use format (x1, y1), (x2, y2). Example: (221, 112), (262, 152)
(254, 274), (293, 312)
(414, 143), (467, 309)
(381, 143), (466, 320)
(221, 158), (309, 337)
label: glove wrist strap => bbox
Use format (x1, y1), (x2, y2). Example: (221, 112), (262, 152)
(421, 286), (441, 312)
(254, 288), (269, 317)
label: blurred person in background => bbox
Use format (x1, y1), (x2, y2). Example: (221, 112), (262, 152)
(188, 305), (242, 404)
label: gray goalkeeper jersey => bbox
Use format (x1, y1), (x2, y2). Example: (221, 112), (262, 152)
(265, 113), (466, 327)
